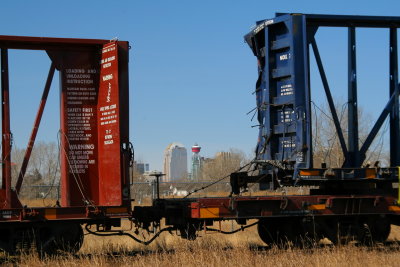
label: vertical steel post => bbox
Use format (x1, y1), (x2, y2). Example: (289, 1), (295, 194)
(389, 28), (400, 166)
(1, 49), (12, 208)
(348, 27), (359, 167)
(15, 63), (56, 194)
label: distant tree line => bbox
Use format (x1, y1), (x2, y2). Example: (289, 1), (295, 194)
(9, 141), (60, 187)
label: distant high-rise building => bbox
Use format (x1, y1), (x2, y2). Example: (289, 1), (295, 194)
(163, 142), (187, 182)
(190, 143), (202, 181)
(135, 162), (150, 174)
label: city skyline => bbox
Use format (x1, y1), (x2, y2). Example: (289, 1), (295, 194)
(163, 142), (188, 182)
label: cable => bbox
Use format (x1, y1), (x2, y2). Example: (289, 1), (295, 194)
(281, 105), (287, 162)
(58, 130), (94, 206)
(311, 100), (336, 122)
(205, 221), (258, 234)
(246, 173), (273, 192)
(246, 106), (257, 115)
(320, 101), (347, 165)
(0, 132), (13, 170)
(183, 161), (253, 198)
(85, 224), (175, 245)
(312, 100), (319, 158)
(41, 133), (61, 205)
(375, 119), (389, 161)
(365, 117), (389, 164)
(85, 221), (259, 245)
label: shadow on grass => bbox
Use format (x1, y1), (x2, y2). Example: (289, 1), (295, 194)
(1, 240), (400, 263)
(248, 240), (400, 253)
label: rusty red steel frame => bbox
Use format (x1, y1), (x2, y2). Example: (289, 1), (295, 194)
(0, 35), (131, 220)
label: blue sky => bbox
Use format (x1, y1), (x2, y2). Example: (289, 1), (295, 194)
(1, 0), (400, 170)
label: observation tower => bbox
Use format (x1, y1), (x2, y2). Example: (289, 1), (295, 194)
(191, 143), (201, 180)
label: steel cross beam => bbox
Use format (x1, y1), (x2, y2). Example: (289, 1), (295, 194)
(304, 14), (400, 28)
(310, 37), (349, 163)
(360, 88), (398, 161)
(15, 63), (56, 194)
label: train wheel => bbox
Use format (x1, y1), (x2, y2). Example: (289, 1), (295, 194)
(0, 228), (14, 254)
(37, 223), (84, 256)
(15, 229), (35, 254)
(179, 222), (200, 240)
(330, 224), (352, 245)
(57, 223), (84, 253)
(295, 218), (320, 248)
(258, 218), (320, 248)
(357, 217), (390, 245)
(258, 219), (295, 248)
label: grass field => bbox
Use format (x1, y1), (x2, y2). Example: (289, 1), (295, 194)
(1, 219), (400, 267)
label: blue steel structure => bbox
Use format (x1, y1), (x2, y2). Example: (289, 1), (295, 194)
(243, 13), (400, 188)
(245, 14), (312, 173)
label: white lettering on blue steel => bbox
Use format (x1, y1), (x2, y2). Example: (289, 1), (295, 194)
(253, 19), (274, 34)
(280, 83), (293, 96)
(282, 139), (296, 148)
(296, 152), (304, 162)
(279, 53), (291, 61)
(280, 110), (294, 123)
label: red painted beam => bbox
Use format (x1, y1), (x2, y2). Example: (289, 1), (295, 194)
(15, 63), (56, 194)
(1, 49), (12, 208)
(0, 35), (110, 51)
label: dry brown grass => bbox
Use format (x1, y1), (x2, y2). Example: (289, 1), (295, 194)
(0, 220), (399, 266)
(10, 198), (400, 266)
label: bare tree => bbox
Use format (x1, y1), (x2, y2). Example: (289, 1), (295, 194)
(200, 148), (249, 181)
(312, 99), (389, 168)
(10, 141), (60, 187)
